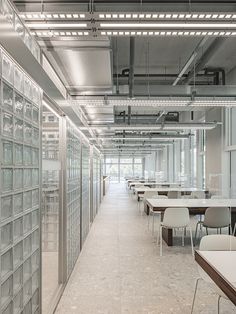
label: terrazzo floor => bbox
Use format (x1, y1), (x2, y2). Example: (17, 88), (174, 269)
(55, 183), (236, 314)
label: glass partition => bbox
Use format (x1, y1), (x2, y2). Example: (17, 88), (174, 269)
(81, 143), (90, 246)
(42, 106), (60, 313)
(0, 48), (41, 314)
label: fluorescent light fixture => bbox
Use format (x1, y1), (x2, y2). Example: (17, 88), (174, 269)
(26, 23), (87, 28)
(100, 22), (236, 29)
(93, 135), (189, 140)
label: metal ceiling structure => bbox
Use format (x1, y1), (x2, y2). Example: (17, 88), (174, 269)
(9, 0), (236, 156)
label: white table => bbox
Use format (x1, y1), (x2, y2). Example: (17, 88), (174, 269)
(146, 198), (236, 246)
(134, 187), (207, 199)
(195, 251), (236, 306)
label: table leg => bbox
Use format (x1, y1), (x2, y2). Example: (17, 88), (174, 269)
(231, 210), (236, 236)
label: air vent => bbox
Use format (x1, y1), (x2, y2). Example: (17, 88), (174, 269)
(165, 112), (179, 122)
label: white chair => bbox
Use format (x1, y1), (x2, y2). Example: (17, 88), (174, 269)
(148, 195), (168, 234)
(167, 191), (181, 199)
(140, 190), (158, 214)
(194, 207), (231, 245)
(138, 185), (151, 211)
(191, 234), (236, 314)
(191, 191), (206, 199)
(158, 207), (194, 256)
(211, 195), (225, 199)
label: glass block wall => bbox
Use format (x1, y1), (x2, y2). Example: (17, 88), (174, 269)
(93, 152), (101, 218)
(66, 121), (81, 277)
(81, 143), (90, 247)
(0, 48), (41, 313)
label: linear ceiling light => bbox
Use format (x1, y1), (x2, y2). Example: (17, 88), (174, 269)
(97, 13), (236, 20)
(100, 30), (235, 36)
(26, 23), (87, 28)
(31, 30), (89, 37)
(100, 22), (236, 29)
(21, 13), (86, 19)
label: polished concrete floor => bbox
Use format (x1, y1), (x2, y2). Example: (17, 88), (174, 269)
(55, 183), (236, 314)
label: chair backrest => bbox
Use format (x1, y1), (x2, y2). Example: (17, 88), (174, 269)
(203, 207), (231, 228)
(181, 195), (192, 199)
(163, 207), (190, 228)
(198, 235), (236, 283)
(167, 191), (181, 199)
(143, 191), (158, 200)
(191, 191), (206, 199)
(211, 195), (224, 199)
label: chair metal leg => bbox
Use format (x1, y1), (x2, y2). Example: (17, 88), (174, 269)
(217, 295), (221, 314)
(233, 223), (236, 236)
(194, 221), (200, 246)
(182, 228), (185, 247)
(160, 226), (163, 256)
(189, 226), (194, 257)
(191, 278), (201, 314)
(206, 227), (208, 235)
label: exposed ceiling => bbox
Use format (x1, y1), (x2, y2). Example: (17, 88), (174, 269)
(11, 0), (236, 156)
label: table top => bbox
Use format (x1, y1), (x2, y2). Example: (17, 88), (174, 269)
(146, 198), (236, 208)
(195, 251), (236, 305)
(131, 182), (181, 187)
(134, 187), (205, 193)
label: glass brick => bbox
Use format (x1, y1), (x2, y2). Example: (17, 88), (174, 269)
(32, 210), (39, 228)
(31, 229), (39, 251)
(2, 54), (13, 83)
(32, 128), (39, 146)
(23, 146), (32, 165)
(24, 169), (32, 188)
(13, 217), (23, 241)
(24, 101), (32, 120)
(23, 258), (31, 282)
(13, 266), (23, 294)
(32, 106), (39, 124)
(32, 148), (39, 166)
(32, 270), (39, 292)
(13, 241), (23, 267)
(23, 212), (31, 234)
(24, 123), (32, 144)
(32, 189), (39, 207)
(23, 191), (32, 211)
(14, 67), (24, 93)
(23, 236), (31, 258)
(14, 193), (23, 215)
(32, 169), (39, 186)
(1, 276), (13, 308)
(1, 249), (13, 278)
(14, 168), (23, 190)
(13, 289), (23, 314)
(14, 15), (24, 41)
(24, 78), (32, 100)
(32, 289), (39, 312)
(2, 301), (13, 314)
(1, 222), (12, 250)
(3, 83), (13, 112)
(1, 195), (13, 221)
(14, 93), (24, 117)
(2, 168), (13, 191)
(15, 144), (23, 165)
(14, 118), (24, 141)
(23, 279), (32, 304)
(31, 250), (39, 273)
(3, 112), (13, 137)
(23, 300), (32, 314)
(2, 141), (13, 165)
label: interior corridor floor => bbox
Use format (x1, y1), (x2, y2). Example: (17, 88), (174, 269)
(55, 183), (236, 314)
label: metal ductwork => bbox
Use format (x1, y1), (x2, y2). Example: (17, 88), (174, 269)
(183, 37), (227, 85)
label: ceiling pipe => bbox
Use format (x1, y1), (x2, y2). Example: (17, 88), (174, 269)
(183, 37), (227, 85)
(128, 37), (135, 126)
(173, 37), (208, 86)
